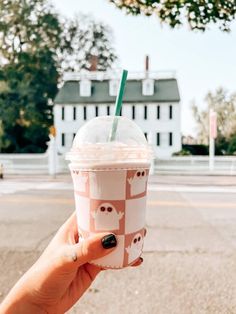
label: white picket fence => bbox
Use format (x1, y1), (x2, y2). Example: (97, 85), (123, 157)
(154, 156), (236, 175)
(0, 152), (71, 175)
(0, 153), (236, 175)
(0, 152), (50, 174)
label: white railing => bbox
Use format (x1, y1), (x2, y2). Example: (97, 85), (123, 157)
(0, 152), (49, 174)
(0, 153), (70, 175)
(155, 156), (236, 175)
(63, 70), (176, 82)
(0, 154), (236, 175)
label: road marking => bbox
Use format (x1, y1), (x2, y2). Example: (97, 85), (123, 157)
(1, 196), (236, 209)
(1, 181), (236, 196)
(0, 182), (72, 196)
(148, 200), (236, 209)
(148, 185), (236, 194)
(0, 197), (74, 204)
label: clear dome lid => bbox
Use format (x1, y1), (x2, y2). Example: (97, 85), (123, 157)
(66, 116), (153, 163)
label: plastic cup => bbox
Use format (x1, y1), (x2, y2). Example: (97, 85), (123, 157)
(66, 116), (153, 269)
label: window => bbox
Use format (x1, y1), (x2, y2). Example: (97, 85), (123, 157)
(107, 106), (110, 115)
(156, 133), (160, 146)
(109, 80), (119, 96)
(169, 105), (173, 119)
(80, 80), (91, 97)
(62, 107), (65, 121)
(73, 107), (76, 120)
(142, 79), (154, 96)
(157, 105), (160, 119)
(61, 133), (65, 147)
(169, 132), (173, 146)
(95, 106), (99, 117)
(144, 105), (147, 120)
(132, 105), (136, 119)
(83, 107), (87, 120)
(144, 132), (147, 140)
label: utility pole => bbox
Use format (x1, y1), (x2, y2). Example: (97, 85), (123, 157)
(209, 110), (217, 171)
(148, 131), (155, 175)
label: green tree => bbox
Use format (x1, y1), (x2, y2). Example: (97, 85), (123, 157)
(192, 88), (236, 154)
(61, 15), (117, 72)
(0, 1), (117, 153)
(0, 49), (58, 152)
(227, 134), (236, 155)
(0, 0), (63, 152)
(109, 0), (236, 31)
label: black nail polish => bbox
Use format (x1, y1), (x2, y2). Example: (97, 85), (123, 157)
(101, 234), (117, 249)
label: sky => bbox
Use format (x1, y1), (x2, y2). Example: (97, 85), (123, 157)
(52, 0), (236, 136)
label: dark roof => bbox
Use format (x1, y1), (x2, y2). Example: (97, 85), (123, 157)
(54, 79), (180, 104)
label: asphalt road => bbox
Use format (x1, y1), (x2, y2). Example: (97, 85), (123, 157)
(0, 175), (236, 314)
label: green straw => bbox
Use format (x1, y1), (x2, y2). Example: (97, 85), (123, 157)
(109, 69), (128, 141)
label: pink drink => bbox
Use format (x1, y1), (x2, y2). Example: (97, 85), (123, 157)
(66, 116), (152, 269)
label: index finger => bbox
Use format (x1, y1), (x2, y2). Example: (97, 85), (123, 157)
(57, 211), (79, 244)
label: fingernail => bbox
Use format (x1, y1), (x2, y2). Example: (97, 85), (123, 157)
(140, 257), (143, 263)
(101, 234), (117, 249)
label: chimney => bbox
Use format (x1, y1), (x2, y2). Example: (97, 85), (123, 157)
(89, 55), (98, 71)
(145, 55), (149, 78)
(145, 55), (149, 71)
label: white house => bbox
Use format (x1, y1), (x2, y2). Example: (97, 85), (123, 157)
(53, 71), (181, 158)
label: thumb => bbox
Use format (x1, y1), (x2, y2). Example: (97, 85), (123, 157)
(59, 233), (117, 270)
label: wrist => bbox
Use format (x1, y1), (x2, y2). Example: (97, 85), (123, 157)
(0, 294), (47, 314)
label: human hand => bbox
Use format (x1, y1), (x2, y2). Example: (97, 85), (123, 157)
(0, 212), (142, 314)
